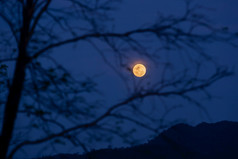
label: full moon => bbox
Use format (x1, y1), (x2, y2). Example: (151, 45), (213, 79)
(133, 64), (146, 77)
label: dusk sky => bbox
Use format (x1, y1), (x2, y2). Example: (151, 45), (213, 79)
(116, 0), (238, 123)
(0, 0), (238, 158)
(53, 0), (238, 123)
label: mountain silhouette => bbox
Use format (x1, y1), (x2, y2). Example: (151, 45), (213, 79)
(38, 121), (238, 159)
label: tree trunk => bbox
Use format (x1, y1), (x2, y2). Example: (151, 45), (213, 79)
(0, 1), (32, 158)
(0, 55), (27, 159)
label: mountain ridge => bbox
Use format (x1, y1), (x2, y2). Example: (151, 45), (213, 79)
(38, 120), (238, 159)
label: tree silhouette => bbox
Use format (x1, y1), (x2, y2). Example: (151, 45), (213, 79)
(0, 0), (236, 158)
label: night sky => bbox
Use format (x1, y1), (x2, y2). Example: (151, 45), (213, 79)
(1, 0), (238, 158)
(118, 0), (238, 123)
(52, 0), (238, 123)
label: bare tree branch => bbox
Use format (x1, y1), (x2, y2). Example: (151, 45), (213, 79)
(8, 67), (232, 157)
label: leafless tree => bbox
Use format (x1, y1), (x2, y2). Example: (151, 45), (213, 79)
(0, 0), (236, 158)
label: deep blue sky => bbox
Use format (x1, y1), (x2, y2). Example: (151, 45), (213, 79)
(1, 0), (238, 158)
(116, 0), (238, 123)
(55, 0), (238, 123)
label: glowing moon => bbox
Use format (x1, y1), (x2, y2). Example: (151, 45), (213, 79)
(133, 64), (146, 77)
